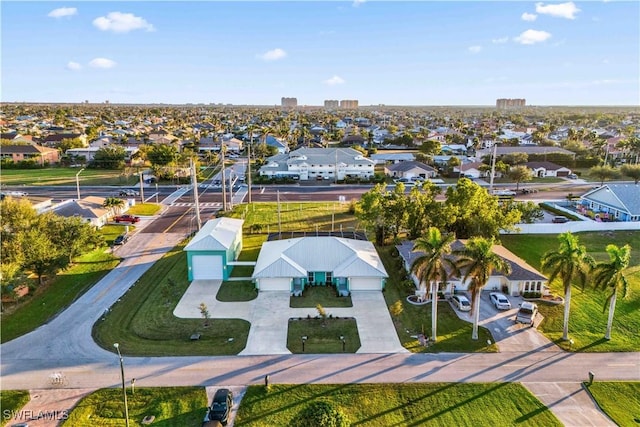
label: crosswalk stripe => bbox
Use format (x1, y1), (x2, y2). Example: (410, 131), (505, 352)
(170, 202), (222, 207)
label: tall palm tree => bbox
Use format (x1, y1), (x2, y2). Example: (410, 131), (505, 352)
(591, 244), (631, 340)
(103, 197), (125, 217)
(454, 237), (511, 340)
(410, 228), (458, 342)
(541, 232), (595, 341)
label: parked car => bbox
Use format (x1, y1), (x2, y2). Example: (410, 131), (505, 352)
(515, 301), (538, 326)
(567, 173), (578, 179)
(552, 216), (569, 223)
(451, 295), (471, 312)
(119, 189), (139, 197)
(489, 292), (511, 310)
(113, 214), (140, 224)
(204, 388), (233, 426)
(113, 234), (128, 245)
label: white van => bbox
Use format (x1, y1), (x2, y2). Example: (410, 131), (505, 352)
(515, 301), (538, 326)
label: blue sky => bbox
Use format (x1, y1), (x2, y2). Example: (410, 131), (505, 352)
(2, 1), (639, 106)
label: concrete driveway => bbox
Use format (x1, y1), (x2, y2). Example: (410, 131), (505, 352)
(174, 282), (407, 355)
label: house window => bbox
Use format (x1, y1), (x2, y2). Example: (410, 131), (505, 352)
(326, 272), (332, 283)
(308, 272), (314, 283)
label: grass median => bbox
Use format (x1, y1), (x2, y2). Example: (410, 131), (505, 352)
(92, 241), (250, 356)
(1, 168), (136, 186)
(501, 231), (640, 352)
(0, 390), (30, 427)
(584, 381), (640, 427)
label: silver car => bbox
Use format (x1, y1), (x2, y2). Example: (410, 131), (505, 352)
(451, 295), (471, 312)
(490, 292), (511, 310)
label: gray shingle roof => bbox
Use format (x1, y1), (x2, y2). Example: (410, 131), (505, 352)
(582, 184), (640, 216)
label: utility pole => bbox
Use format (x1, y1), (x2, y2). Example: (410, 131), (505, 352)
(190, 157), (202, 231)
(277, 190), (281, 236)
(489, 142), (498, 194)
(248, 126), (253, 204)
(221, 145), (227, 211)
(139, 171), (145, 204)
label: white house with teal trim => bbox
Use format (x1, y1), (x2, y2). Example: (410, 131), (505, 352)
(184, 217), (244, 280)
(579, 184), (640, 222)
(252, 236), (387, 295)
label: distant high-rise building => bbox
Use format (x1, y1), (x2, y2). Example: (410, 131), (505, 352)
(324, 100), (339, 108)
(340, 99), (358, 109)
(496, 98), (525, 109)
(281, 97), (298, 107)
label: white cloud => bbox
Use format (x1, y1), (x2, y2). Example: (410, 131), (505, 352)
(535, 2), (581, 19)
(324, 75), (345, 86)
(492, 37), (509, 44)
(89, 58), (117, 69)
(66, 61), (82, 71)
(514, 29), (552, 45)
(468, 45), (482, 54)
(92, 12), (155, 33)
(353, 0), (366, 7)
(48, 7), (77, 18)
(257, 48), (287, 61)
(521, 12), (537, 21)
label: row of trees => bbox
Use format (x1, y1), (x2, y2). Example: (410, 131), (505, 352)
(409, 229), (631, 343)
(1, 198), (103, 295)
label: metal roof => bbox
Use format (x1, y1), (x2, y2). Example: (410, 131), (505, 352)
(184, 217), (244, 252)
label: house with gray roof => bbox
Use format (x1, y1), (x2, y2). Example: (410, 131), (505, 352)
(384, 161), (437, 179)
(52, 196), (112, 227)
(579, 184), (640, 222)
(259, 147), (375, 181)
(184, 218), (244, 280)
(396, 240), (548, 297)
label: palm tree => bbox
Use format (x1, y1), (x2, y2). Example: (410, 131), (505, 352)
(591, 244), (631, 340)
(541, 232), (595, 341)
(453, 237), (511, 340)
(410, 228), (458, 342)
(103, 197), (125, 217)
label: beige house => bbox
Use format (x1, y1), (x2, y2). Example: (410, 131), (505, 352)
(1, 144), (60, 165)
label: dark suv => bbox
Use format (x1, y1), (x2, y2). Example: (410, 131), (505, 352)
(204, 388), (233, 426)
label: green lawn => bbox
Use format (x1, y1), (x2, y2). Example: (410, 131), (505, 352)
(63, 387), (207, 426)
(378, 245), (497, 353)
(500, 231), (640, 352)
(1, 168), (137, 186)
(216, 280), (257, 302)
(288, 318), (360, 353)
(92, 241), (250, 356)
(0, 390), (30, 427)
(584, 381), (640, 427)
(235, 383), (561, 426)
(1, 249), (120, 343)
(290, 285), (353, 308)
(127, 203), (162, 216)
(100, 224), (133, 245)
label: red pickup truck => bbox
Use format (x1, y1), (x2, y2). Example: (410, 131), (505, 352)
(113, 214), (140, 224)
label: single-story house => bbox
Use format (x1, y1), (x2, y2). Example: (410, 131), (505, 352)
(524, 161), (572, 178)
(1, 144), (60, 165)
(579, 184), (640, 222)
(252, 236), (388, 295)
(184, 218), (244, 280)
(396, 240), (548, 297)
(453, 162), (489, 179)
(385, 161), (437, 179)
(370, 152), (415, 165)
(52, 196), (112, 227)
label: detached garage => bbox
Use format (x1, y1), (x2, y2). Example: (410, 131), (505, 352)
(184, 217), (243, 281)
(252, 236), (387, 293)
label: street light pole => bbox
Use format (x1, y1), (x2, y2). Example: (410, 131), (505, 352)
(113, 343), (130, 427)
(75, 168), (85, 200)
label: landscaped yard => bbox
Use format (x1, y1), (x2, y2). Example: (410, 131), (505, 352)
(584, 381), (640, 427)
(0, 390), (30, 427)
(62, 387), (207, 426)
(500, 231), (640, 352)
(235, 383), (561, 426)
(290, 285), (353, 308)
(92, 242), (250, 356)
(126, 202), (162, 216)
(1, 168), (137, 186)
(378, 245), (497, 353)
(287, 318), (361, 353)
(100, 224), (133, 245)
(1, 249), (120, 343)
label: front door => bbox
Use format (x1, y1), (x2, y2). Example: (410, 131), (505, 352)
(314, 272), (326, 285)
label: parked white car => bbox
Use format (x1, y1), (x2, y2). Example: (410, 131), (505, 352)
(489, 292), (512, 310)
(451, 295), (471, 312)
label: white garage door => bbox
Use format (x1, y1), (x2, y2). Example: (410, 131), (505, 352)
(192, 255), (223, 280)
(349, 277), (380, 291)
(258, 278), (290, 291)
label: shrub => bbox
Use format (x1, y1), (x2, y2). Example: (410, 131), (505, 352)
(290, 401), (350, 427)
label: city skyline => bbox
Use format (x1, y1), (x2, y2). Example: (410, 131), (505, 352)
(2, 1), (639, 106)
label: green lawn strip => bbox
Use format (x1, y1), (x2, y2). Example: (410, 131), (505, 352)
(0, 390), (30, 427)
(92, 242), (250, 356)
(62, 387), (207, 426)
(1, 168), (136, 186)
(235, 383), (562, 426)
(217, 280), (257, 302)
(289, 285), (353, 308)
(378, 245), (497, 353)
(1, 249), (120, 343)
(126, 203), (162, 216)
(584, 381), (640, 427)
(101, 224), (133, 245)
(287, 318), (360, 353)
(500, 231), (640, 352)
